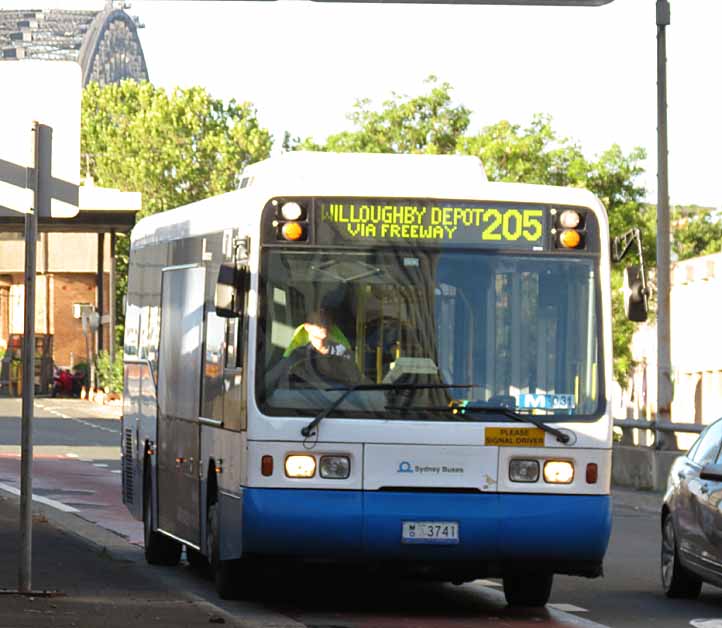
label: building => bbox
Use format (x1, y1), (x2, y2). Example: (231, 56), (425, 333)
(626, 252), (722, 448)
(0, 3), (148, 384)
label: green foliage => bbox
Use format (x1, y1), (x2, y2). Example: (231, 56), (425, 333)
(81, 81), (273, 342)
(295, 78), (649, 386)
(673, 205), (722, 261)
(95, 351), (123, 393)
(291, 77), (470, 155)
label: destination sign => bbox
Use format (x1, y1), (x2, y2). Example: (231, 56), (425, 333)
(316, 199), (547, 248)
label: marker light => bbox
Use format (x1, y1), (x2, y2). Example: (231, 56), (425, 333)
(559, 210), (581, 229)
(319, 455), (350, 479)
(559, 229), (582, 249)
(586, 463), (598, 484)
(281, 201), (303, 221)
(261, 455), (274, 477)
(509, 459), (540, 483)
(543, 460), (575, 484)
(285, 454), (316, 478)
(281, 222), (304, 241)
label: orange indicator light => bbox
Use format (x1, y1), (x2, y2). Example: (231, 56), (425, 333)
(559, 229), (581, 249)
(261, 455), (274, 477)
(281, 222), (304, 241)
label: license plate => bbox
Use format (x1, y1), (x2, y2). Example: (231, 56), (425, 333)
(401, 521), (459, 544)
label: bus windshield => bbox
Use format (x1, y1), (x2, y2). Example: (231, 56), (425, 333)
(257, 248), (602, 421)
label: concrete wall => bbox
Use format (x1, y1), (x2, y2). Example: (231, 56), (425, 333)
(612, 445), (683, 492)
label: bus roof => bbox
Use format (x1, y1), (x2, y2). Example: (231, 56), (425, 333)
(240, 151), (488, 198)
(130, 152), (605, 248)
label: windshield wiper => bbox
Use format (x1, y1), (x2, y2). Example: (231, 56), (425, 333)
(300, 383), (475, 438)
(383, 403), (570, 444)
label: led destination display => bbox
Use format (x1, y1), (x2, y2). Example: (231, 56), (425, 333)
(317, 199), (547, 248)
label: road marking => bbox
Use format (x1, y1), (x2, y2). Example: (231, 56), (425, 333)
(549, 603), (589, 613)
(691, 620), (722, 628)
(0, 482), (79, 513)
(111, 470), (121, 474)
(471, 582), (608, 627)
(93, 463), (109, 468)
(473, 579), (502, 587)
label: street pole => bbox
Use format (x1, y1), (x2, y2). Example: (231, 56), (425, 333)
(19, 123), (44, 592)
(656, 0), (674, 449)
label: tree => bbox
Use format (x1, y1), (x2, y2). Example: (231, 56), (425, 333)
(672, 205), (722, 261)
(291, 78), (649, 384)
(292, 77), (470, 155)
(81, 80), (273, 343)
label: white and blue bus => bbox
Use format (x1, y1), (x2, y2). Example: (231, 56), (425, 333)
(122, 151), (614, 606)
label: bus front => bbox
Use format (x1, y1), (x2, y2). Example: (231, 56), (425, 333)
(249, 193), (611, 606)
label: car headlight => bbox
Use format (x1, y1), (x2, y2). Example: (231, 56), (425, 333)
(319, 455), (350, 479)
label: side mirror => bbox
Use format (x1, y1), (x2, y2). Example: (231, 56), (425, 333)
(623, 265), (648, 323)
(700, 463), (722, 482)
(214, 263), (247, 318)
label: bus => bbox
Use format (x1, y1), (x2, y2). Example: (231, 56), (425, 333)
(122, 150), (615, 606)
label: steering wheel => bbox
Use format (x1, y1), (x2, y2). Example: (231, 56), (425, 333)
(286, 353), (361, 389)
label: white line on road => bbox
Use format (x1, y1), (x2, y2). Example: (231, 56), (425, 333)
(0, 482), (79, 513)
(691, 620), (722, 628)
(549, 603), (589, 613)
(93, 463), (109, 468)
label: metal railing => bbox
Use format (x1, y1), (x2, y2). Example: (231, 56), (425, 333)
(614, 419), (705, 435)
(613, 418), (704, 450)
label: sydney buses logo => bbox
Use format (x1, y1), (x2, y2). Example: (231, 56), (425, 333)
(397, 461), (464, 474)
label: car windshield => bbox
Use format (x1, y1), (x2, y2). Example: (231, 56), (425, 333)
(256, 248), (602, 421)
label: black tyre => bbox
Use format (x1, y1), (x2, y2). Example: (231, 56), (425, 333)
(502, 572), (553, 607)
(143, 466), (182, 566)
(661, 513), (702, 598)
(186, 546), (208, 570)
(207, 501), (240, 599)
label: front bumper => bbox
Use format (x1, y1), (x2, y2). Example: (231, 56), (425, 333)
(241, 488), (610, 574)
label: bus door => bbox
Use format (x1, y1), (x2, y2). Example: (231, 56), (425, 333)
(157, 265), (205, 546)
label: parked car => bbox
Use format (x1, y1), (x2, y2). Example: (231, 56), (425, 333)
(661, 417), (722, 597)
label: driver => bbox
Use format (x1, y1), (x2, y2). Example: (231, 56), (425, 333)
(283, 308), (352, 360)
(268, 308), (359, 389)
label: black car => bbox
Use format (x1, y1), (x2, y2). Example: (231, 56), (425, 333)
(661, 417), (722, 597)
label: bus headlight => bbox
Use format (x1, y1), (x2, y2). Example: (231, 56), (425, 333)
(509, 459), (540, 483)
(319, 455), (350, 479)
(285, 455), (316, 478)
(543, 460), (574, 484)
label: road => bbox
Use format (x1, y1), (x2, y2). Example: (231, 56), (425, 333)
(1, 397), (721, 628)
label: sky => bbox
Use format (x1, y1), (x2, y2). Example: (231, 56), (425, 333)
(7, 0), (722, 208)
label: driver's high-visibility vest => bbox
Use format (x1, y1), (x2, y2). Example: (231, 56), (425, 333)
(282, 324), (351, 358)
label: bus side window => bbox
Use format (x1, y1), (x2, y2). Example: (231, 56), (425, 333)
(201, 310), (226, 421)
(222, 278), (248, 432)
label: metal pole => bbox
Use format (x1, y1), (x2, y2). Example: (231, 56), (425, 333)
(109, 230), (116, 365)
(19, 122), (41, 593)
(97, 233), (104, 354)
(656, 0), (674, 449)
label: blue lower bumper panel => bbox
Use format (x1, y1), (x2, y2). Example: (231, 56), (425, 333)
(242, 489), (611, 565)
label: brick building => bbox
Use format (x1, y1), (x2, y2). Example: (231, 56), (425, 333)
(0, 232), (111, 368)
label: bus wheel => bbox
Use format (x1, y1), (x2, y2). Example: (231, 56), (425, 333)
(186, 546), (208, 570)
(502, 572), (553, 607)
(207, 501), (239, 599)
(143, 468), (181, 566)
